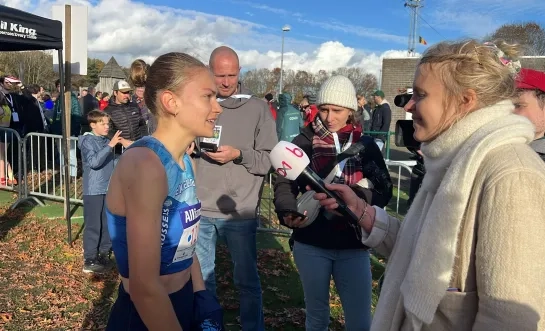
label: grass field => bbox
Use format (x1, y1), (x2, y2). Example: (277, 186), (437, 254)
(0, 178), (407, 330)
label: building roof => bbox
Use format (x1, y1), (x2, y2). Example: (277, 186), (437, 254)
(98, 57), (127, 79)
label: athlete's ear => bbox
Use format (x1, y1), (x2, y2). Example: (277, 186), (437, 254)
(159, 90), (178, 117)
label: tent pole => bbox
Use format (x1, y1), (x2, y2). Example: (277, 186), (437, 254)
(58, 48), (71, 245)
(61, 4), (72, 245)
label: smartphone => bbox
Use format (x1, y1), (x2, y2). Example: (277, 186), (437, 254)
(200, 142), (218, 153)
(276, 209), (307, 219)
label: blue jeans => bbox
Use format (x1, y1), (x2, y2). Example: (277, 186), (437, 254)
(196, 216), (264, 331)
(293, 241), (372, 331)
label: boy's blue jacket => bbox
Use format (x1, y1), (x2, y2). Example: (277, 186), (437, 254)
(78, 132), (116, 195)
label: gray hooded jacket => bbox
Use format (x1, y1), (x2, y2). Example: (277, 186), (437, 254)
(196, 84), (278, 220)
(530, 137), (545, 162)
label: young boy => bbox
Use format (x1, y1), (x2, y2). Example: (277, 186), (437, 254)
(79, 110), (122, 273)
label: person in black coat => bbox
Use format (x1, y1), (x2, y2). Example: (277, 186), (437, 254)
(370, 90), (392, 150)
(104, 80), (147, 155)
(80, 85), (100, 134)
(273, 75), (392, 330)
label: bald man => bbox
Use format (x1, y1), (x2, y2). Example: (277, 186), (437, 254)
(195, 46), (276, 330)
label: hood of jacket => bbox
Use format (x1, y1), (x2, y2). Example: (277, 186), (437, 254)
(530, 136), (545, 154)
(79, 131), (108, 145)
(378, 99), (390, 106)
(278, 93), (293, 107)
(217, 82), (254, 109)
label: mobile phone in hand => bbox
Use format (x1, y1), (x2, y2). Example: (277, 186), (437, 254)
(276, 209), (307, 219)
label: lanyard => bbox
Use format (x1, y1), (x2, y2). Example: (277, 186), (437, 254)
(3, 93), (13, 109)
(332, 131), (353, 178)
(36, 99), (48, 129)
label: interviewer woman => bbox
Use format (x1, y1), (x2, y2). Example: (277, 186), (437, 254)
(314, 40), (545, 331)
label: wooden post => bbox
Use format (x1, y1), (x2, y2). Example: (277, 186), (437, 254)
(62, 4), (72, 244)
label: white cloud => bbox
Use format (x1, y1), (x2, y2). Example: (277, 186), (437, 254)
(1, 0), (32, 8)
(427, 0), (545, 38)
(238, 43), (412, 78)
(3, 0), (410, 78)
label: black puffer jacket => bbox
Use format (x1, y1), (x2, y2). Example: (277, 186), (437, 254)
(273, 126), (393, 250)
(104, 102), (147, 154)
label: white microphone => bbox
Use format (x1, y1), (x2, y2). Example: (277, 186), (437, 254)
(269, 141), (360, 224)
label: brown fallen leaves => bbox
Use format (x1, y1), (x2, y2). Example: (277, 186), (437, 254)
(0, 208), (117, 330)
(0, 205), (354, 330)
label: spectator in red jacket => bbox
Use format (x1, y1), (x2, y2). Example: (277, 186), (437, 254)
(300, 94), (318, 127)
(99, 93), (109, 110)
(264, 93), (277, 120)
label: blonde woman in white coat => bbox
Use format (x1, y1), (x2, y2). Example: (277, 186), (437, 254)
(313, 39), (545, 331)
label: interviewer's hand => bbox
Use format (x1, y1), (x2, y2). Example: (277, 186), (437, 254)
(310, 183), (376, 232)
(311, 183), (360, 213)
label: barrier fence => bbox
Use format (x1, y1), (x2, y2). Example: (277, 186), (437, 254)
(0, 129), (411, 236)
(257, 159), (414, 234)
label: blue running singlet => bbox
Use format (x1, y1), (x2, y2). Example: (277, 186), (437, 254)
(106, 136), (201, 278)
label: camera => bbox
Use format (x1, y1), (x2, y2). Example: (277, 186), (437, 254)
(393, 89), (420, 149)
(394, 88), (413, 108)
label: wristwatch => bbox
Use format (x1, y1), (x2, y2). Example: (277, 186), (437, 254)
(233, 149), (243, 164)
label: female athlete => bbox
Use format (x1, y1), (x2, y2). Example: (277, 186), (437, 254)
(105, 52), (222, 330)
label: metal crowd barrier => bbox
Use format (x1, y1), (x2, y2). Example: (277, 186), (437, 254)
(256, 171), (291, 234)
(0, 127), (25, 209)
(0, 131), (413, 236)
(255, 160), (415, 234)
(363, 130), (392, 160)
(22, 132), (82, 206)
(384, 160), (415, 217)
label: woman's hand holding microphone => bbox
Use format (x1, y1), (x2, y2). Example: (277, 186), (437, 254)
(311, 183), (376, 233)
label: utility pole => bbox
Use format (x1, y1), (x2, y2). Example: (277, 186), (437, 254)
(405, 0), (423, 57)
(279, 25), (291, 95)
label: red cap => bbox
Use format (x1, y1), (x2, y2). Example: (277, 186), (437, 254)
(516, 68), (545, 92)
(4, 76), (21, 84)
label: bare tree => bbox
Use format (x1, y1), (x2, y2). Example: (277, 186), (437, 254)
(0, 51), (57, 86)
(241, 68), (271, 96)
(333, 67), (378, 97)
(241, 66), (378, 103)
(487, 22), (545, 55)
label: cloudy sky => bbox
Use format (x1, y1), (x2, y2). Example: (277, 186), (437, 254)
(2, 0), (545, 77)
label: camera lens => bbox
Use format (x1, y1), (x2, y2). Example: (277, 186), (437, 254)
(394, 93), (412, 108)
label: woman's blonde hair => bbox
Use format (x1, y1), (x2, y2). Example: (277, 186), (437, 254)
(417, 39), (521, 136)
(129, 59), (149, 88)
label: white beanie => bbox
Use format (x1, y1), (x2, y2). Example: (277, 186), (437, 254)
(316, 75), (358, 111)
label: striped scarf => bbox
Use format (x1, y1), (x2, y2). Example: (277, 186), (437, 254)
(311, 117), (363, 185)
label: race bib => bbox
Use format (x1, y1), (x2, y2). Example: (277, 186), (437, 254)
(171, 203), (201, 263)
